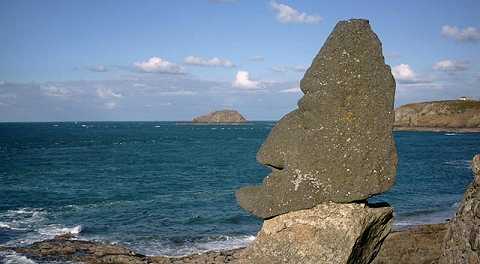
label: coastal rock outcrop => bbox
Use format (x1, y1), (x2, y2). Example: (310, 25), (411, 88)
(394, 100), (480, 131)
(1, 235), (244, 264)
(236, 18), (397, 219)
(192, 110), (247, 123)
(239, 203), (393, 264)
(440, 154), (480, 264)
(372, 223), (447, 264)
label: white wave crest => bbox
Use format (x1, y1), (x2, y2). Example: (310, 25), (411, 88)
(131, 235), (256, 257)
(444, 160), (471, 169)
(0, 208), (46, 231)
(194, 235), (255, 252)
(38, 224), (83, 236)
(0, 251), (37, 264)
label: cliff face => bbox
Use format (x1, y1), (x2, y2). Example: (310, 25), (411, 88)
(192, 110), (247, 123)
(394, 100), (480, 129)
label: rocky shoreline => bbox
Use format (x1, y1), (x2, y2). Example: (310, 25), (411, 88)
(0, 222), (454, 264)
(2, 153), (479, 263)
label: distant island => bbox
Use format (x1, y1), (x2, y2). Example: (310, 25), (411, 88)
(394, 99), (480, 132)
(192, 110), (247, 123)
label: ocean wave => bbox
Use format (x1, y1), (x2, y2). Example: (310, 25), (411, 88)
(0, 208), (47, 231)
(128, 234), (255, 257)
(38, 225), (83, 236)
(0, 207), (83, 247)
(394, 208), (455, 229)
(443, 160), (471, 169)
(0, 251), (37, 264)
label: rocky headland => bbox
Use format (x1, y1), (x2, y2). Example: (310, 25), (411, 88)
(192, 110), (247, 124)
(394, 100), (480, 132)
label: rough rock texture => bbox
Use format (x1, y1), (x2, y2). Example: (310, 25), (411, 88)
(395, 100), (480, 129)
(239, 203), (393, 264)
(192, 110), (247, 123)
(1, 235), (244, 264)
(151, 249), (243, 264)
(7, 237), (147, 264)
(440, 154), (480, 264)
(236, 19), (397, 219)
(372, 223), (447, 264)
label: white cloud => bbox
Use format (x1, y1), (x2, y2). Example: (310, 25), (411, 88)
(96, 88), (123, 99)
(392, 64), (416, 81)
(41, 86), (72, 98)
(232, 71), (261, 89)
(134, 57), (184, 74)
(279, 87), (302, 93)
(441, 25), (480, 42)
(270, 1), (322, 24)
(433, 60), (468, 72)
(184, 56), (234, 68)
(232, 71), (260, 89)
(391, 64), (435, 86)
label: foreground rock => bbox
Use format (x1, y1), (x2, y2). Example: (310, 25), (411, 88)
(236, 18), (397, 219)
(240, 203), (393, 264)
(192, 110), (247, 123)
(1, 236), (244, 264)
(5, 237), (147, 264)
(395, 100), (480, 131)
(440, 154), (480, 264)
(373, 223), (447, 264)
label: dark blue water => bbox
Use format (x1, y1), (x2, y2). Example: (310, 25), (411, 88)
(0, 122), (479, 258)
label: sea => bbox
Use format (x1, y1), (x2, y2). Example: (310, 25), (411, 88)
(0, 122), (479, 263)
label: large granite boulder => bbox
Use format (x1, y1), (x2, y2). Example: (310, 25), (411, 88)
(239, 203), (393, 264)
(236, 19), (397, 219)
(440, 154), (480, 264)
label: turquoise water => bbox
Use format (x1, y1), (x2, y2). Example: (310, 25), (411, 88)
(0, 122), (479, 258)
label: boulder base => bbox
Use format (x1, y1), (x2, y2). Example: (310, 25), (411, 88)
(240, 203), (393, 264)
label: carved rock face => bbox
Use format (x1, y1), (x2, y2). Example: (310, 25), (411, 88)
(236, 19), (397, 219)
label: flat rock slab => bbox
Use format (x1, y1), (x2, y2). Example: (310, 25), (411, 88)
(236, 19), (397, 219)
(239, 203), (393, 264)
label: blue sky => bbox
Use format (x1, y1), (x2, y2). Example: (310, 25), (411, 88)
(0, 0), (479, 121)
